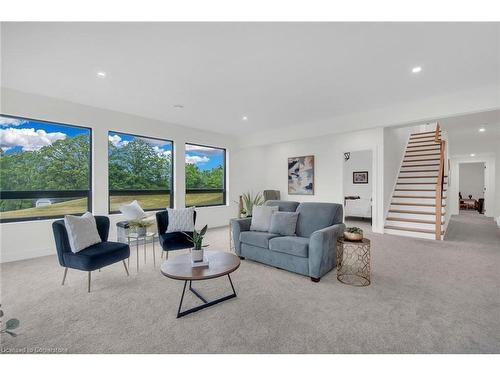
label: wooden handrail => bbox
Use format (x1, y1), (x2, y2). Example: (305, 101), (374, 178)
(435, 124), (445, 239)
(435, 122), (441, 143)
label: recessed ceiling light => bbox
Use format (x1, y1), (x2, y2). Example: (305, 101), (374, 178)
(479, 128), (486, 132)
(412, 66), (422, 74)
(242, 116), (248, 121)
(470, 153), (476, 157)
(173, 104), (184, 109)
(96, 71), (106, 78)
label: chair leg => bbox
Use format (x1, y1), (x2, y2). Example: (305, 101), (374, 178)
(61, 267), (68, 285)
(88, 271), (91, 293)
(161, 250), (164, 259)
(123, 260), (130, 276)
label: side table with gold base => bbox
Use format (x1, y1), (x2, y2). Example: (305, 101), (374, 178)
(336, 238), (371, 286)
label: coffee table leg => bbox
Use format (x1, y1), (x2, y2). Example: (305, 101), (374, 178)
(176, 274), (237, 318)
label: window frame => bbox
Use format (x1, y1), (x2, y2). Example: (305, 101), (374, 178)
(0, 113), (93, 223)
(185, 142), (227, 208)
(107, 130), (174, 214)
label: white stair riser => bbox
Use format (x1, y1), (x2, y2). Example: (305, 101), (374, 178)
(405, 150), (442, 156)
(392, 197), (446, 204)
(396, 184), (447, 190)
(384, 228), (439, 240)
(385, 220), (437, 230)
(402, 160), (440, 166)
(394, 190), (439, 197)
(397, 178), (440, 184)
(408, 142), (440, 147)
(388, 212), (443, 220)
(399, 171), (442, 177)
(400, 165), (440, 172)
(390, 204), (445, 213)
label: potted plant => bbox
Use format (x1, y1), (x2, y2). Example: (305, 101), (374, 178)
(128, 219), (151, 236)
(184, 225), (208, 262)
(240, 191), (265, 217)
(0, 304), (20, 337)
(344, 227), (363, 241)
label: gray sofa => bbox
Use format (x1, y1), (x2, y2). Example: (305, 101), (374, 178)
(231, 200), (345, 282)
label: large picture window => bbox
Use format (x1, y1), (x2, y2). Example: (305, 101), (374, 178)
(108, 131), (173, 212)
(0, 114), (92, 222)
(185, 143), (226, 207)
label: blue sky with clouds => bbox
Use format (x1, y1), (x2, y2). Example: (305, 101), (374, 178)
(0, 115), (89, 153)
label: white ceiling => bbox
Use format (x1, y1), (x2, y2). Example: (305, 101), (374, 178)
(1, 22), (499, 136)
(440, 109), (500, 157)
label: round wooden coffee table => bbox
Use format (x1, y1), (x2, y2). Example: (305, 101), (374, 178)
(160, 250), (240, 318)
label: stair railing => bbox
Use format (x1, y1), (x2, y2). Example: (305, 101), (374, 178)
(435, 123), (446, 240)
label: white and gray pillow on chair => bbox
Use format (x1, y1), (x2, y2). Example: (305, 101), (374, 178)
(250, 205), (278, 232)
(64, 212), (102, 253)
(119, 200), (146, 220)
(166, 207), (195, 233)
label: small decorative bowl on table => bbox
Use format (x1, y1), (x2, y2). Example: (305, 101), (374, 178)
(343, 227), (363, 242)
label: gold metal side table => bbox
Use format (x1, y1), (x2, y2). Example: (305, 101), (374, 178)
(336, 238), (371, 286)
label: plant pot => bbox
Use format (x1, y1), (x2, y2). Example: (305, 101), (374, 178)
(136, 227), (147, 236)
(344, 231), (363, 241)
(191, 248), (204, 262)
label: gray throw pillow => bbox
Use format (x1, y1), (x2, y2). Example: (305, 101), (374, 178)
(269, 212), (299, 236)
(250, 205), (278, 232)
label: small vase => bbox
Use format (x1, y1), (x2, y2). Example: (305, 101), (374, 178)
(136, 227), (147, 236)
(192, 248), (204, 262)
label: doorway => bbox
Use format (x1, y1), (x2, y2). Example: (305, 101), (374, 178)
(343, 150), (373, 233)
(458, 162), (485, 215)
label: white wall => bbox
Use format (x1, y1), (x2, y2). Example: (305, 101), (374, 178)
(0, 88), (238, 262)
(343, 150), (372, 199)
(232, 127), (385, 233)
(459, 163), (485, 199)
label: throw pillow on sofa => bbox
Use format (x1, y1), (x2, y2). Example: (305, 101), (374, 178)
(250, 205), (278, 232)
(166, 207), (195, 233)
(269, 211), (299, 236)
(64, 212), (102, 253)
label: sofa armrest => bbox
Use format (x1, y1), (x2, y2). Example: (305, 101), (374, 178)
(230, 218), (252, 255)
(308, 223), (346, 278)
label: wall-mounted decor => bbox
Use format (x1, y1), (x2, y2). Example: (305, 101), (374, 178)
(353, 171), (368, 184)
(288, 155), (314, 195)
(344, 152), (350, 161)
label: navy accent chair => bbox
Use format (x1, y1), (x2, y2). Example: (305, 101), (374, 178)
(156, 210), (197, 259)
(52, 216), (130, 292)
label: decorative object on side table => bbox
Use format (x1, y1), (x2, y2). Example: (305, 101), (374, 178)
(128, 218), (153, 236)
(183, 224), (208, 265)
(288, 155), (314, 195)
(344, 226), (363, 241)
(337, 238), (371, 287)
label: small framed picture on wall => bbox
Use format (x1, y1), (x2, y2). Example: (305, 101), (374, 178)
(353, 171), (368, 184)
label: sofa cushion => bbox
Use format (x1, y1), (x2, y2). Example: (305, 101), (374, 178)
(269, 236), (309, 258)
(63, 241), (130, 271)
(269, 212), (299, 236)
(250, 205), (278, 232)
(240, 231), (279, 249)
(295, 202), (343, 237)
(264, 200), (300, 212)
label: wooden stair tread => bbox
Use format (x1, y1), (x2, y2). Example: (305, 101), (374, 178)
(401, 163), (440, 167)
(411, 130), (441, 136)
(386, 217), (444, 224)
(384, 225), (444, 235)
(397, 182), (436, 185)
(406, 144), (441, 148)
(405, 153), (441, 157)
(403, 158), (440, 162)
(400, 169), (439, 173)
(408, 139), (440, 144)
(406, 148), (441, 153)
(391, 202), (446, 207)
(393, 195), (446, 199)
(389, 209), (442, 215)
(395, 188), (447, 192)
(398, 175), (438, 178)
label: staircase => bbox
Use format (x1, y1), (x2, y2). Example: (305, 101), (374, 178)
(384, 125), (448, 240)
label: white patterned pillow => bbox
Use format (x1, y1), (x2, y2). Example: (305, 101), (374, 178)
(64, 212), (102, 253)
(166, 207), (195, 233)
(250, 205), (278, 232)
(119, 200), (146, 220)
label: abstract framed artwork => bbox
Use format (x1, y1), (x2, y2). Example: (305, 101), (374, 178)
(353, 171), (368, 184)
(288, 155), (314, 195)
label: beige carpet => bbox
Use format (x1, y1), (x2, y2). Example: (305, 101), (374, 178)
(1, 215), (499, 353)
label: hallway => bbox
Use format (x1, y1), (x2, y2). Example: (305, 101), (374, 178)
(444, 211), (500, 246)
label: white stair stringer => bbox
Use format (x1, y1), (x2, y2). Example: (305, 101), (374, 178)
(384, 128), (448, 240)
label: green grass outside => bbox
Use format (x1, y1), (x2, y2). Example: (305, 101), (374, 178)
(1, 192), (224, 220)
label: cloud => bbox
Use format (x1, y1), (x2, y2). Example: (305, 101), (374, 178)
(185, 154), (210, 164)
(152, 146), (172, 158)
(0, 117), (28, 127)
(0, 128), (66, 151)
(108, 134), (129, 147)
(186, 144), (222, 154)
